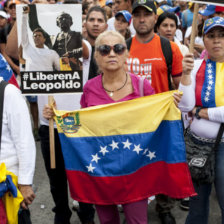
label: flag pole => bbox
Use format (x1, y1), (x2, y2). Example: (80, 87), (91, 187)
(48, 95), (56, 169)
(189, 3), (199, 53)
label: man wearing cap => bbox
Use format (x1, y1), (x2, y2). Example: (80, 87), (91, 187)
(127, 0), (183, 223)
(107, 0), (136, 35)
(114, 10), (132, 39)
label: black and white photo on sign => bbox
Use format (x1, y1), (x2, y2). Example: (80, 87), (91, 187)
(16, 4), (83, 94)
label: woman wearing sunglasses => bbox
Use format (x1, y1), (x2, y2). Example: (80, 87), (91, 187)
(178, 17), (224, 224)
(81, 30), (155, 223)
(43, 30), (181, 223)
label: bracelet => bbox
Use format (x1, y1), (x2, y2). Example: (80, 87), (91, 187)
(195, 107), (202, 119)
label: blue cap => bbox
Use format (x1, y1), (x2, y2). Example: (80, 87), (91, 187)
(203, 16), (224, 34)
(199, 5), (216, 16)
(106, 0), (113, 5)
(157, 4), (180, 16)
(115, 10), (132, 24)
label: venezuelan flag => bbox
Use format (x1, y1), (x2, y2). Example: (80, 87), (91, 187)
(54, 91), (196, 205)
(196, 59), (224, 107)
(0, 54), (19, 88)
(0, 163), (24, 224)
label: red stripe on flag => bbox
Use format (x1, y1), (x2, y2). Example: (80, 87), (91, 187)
(66, 161), (196, 205)
(195, 60), (206, 106)
(9, 74), (19, 89)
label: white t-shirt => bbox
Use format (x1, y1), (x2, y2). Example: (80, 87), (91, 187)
(0, 81), (36, 184)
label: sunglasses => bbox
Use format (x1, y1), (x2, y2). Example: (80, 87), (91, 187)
(97, 44), (126, 56)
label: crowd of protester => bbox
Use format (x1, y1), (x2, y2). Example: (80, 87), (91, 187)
(0, 0), (224, 223)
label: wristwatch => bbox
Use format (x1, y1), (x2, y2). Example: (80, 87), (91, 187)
(195, 107), (202, 119)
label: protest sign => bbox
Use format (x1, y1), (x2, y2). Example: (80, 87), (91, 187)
(16, 4), (82, 95)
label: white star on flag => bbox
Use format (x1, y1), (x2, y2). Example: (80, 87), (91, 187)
(207, 69), (212, 74)
(207, 63), (212, 68)
(91, 153), (101, 163)
(146, 151), (156, 160)
(133, 144), (143, 154)
(205, 91), (210, 96)
(204, 97), (209, 102)
(6, 64), (11, 72)
(208, 80), (213, 85)
(208, 75), (213, 79)
(86, 163), (95, 173)
(143, 148), (148, 155)
(99, 146), (109, 156)
(110, 140), (119, 150)
(122, 139), (132, 149)
(1, 57), (6, 62)
(207, 86), (212, 91)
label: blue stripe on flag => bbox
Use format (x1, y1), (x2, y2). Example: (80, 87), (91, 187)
(59, 120), (186, 177)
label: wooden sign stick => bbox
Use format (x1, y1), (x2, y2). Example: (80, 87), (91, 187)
(189, 3), (200, 53)
(48, 95), (56, 169)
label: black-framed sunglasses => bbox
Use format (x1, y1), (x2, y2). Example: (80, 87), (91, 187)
(97, 44), (126, 56)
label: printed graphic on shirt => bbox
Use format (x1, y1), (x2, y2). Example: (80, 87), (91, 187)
(127, 35), (183, 93)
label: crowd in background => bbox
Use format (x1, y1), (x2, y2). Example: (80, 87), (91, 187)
(0, 0), (224, 223)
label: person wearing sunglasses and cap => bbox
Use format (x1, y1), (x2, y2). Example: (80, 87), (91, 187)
(114, 10), (132, 39)
(179, 16), (224, 224)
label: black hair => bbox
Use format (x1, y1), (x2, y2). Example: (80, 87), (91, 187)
(155, 12), (178, 32)
(86, 6), (107, 22)
(82, 1), (90, 14)
(56, 12), (73, 27)
(33, 28), (46, 38)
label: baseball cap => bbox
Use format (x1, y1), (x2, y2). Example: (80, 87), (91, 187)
(157, 5), (180, 16)
(203, 16), (224, 34)
(132, 0), (157, 14)
(0, 11), (8, 19)
(115, 10), (132, 24)
(106, 0), (113, 6)
(199, 5), (224, 17)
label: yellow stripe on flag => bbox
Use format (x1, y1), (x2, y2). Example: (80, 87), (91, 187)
(54, 91), (181, 137)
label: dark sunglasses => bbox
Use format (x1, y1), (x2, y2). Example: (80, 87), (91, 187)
(97, 44), (126, 56)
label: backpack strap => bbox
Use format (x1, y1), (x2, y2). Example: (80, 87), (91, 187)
(214, 123), (224, 151)
(0, 80), (8, 150)
(160, 36), (173, 90)
(126, 37), (133, 51)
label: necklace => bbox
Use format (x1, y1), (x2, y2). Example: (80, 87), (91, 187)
(102, 73), (128, 97)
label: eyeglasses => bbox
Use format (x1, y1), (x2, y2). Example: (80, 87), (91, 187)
(97, 44), (126, 56)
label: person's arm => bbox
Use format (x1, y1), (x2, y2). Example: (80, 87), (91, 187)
(5, 22), (19, 60)
(21, 11), (29, 48)
(28, 4), (52, 49)
(178, 53), (196, 112)
(52, 51), (60, 71)
(0, 44), (20, 75)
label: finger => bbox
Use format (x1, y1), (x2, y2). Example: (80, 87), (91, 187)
(20, 201), (28, 210)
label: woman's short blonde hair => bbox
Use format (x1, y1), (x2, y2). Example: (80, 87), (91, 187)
(95, 30), (126, 49)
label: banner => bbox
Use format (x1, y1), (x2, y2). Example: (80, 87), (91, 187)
(54, 91), (196, 205)
(16, 4), (83, 95)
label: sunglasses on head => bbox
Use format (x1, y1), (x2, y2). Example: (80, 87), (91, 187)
(97, 44), (126, 56)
